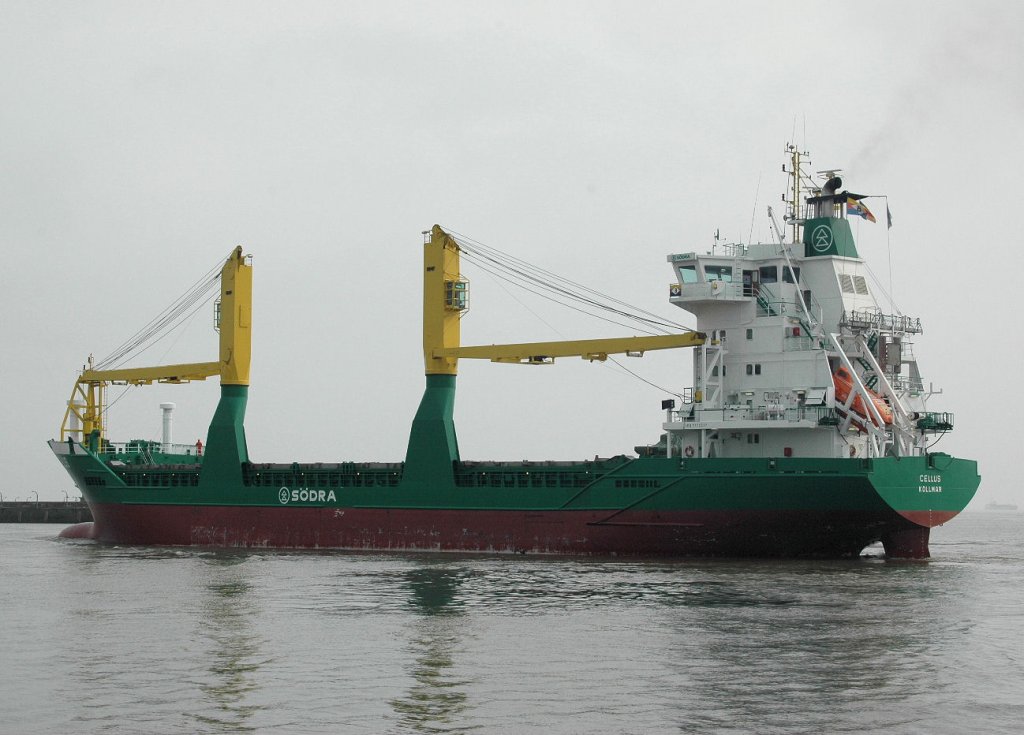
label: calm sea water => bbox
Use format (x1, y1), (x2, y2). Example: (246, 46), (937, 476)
(1, 514), (1022, 734)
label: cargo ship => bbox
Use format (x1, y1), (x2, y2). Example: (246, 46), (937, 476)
(51, 147), (979, 557)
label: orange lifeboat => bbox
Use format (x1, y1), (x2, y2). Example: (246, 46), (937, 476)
(832, 366), (893, 426)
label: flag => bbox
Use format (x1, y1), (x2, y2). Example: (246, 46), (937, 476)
(847, 197), (876, 223)
(886, 204), (893, 229)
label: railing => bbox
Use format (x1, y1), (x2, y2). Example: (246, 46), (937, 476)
(783, 335), (818, 351)
(889, 375), (925, 393)
(753, 284), (779, 316)
(715, 243), (748, 257)
(99, 442), (203, 457)
(669, 405), (838, 425)
(841, 309), (923, 334)
(915, 412), (954, 432)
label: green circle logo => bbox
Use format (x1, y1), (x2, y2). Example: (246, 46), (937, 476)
(811, 225), (833, 253)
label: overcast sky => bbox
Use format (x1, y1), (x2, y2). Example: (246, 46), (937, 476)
(2, 1), (1021, 505)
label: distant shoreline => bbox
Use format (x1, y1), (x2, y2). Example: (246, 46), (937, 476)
(0, 501), (92, 524)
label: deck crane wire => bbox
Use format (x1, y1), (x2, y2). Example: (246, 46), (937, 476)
(463, 252), (689, 396)
(94, 253), (229, 371)
(458, 247), (672, 334)
(449, 230), (688, 332)
(459, 253), (666, 336)
(862, 261), (902, 315)
(445, 228), (693, 399)
(445, 229), (690, 335)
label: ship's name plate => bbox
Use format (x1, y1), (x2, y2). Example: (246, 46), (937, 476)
(918, 474), (942, 493)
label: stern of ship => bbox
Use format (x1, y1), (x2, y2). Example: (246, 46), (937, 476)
(869, 452), (980, 557)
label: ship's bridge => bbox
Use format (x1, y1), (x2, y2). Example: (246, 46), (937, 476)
(666, 245), (815, 323)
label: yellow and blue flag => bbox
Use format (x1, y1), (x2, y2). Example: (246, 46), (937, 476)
(847, 197), (876, 223)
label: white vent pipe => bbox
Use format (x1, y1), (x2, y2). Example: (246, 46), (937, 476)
(160, 403), (176, 453)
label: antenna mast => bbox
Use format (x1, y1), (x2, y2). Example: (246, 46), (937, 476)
(782, 143), (811, 243)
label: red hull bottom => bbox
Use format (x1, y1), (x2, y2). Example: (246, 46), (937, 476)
(71, 504), (932, 558)
(58, 521), (97, 540)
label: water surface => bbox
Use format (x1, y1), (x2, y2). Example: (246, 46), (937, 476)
(2, 514), (1022, 733)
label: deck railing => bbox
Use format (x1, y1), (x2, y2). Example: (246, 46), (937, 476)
(669, 405), (838, 425)
(99, 442), (203, 458)
(841, 309), (923, 334)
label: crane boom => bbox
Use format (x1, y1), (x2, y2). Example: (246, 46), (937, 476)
(79, 361), (222, 385)
(438, 332), (705, 364)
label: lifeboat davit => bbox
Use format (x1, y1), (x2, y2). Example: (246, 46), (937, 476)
(832, 366), (893, 426)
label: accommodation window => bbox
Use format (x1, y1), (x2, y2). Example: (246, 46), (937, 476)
(746, 329), (754, 340)
(747, 433), (760, 444)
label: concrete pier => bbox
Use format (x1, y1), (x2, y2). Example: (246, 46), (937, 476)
(0, 501), (92, 524)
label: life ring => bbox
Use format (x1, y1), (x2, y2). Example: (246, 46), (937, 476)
(684, 445), (695, 458)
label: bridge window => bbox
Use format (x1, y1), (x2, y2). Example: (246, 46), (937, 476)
(678, 265), (698, 283)
(783, 267), (801, 283)
(704, 265), (733, 282)
(759, 266), (778, 283)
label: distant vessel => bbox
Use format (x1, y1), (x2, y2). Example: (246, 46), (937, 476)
(51, 146), (980, 558)
(984, 502), (1019, 511)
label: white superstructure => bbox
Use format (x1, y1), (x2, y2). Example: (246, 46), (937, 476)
(661, 149), (949, 461)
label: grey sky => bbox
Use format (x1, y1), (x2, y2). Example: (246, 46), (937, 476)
(2, 1), (1020, 504)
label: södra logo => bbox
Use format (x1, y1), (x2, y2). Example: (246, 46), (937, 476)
(278, 486), (337, 504)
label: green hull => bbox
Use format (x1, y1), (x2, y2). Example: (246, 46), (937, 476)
(51, 381), (979, 557)
(54, 445), (979, 518)
(50, 449), (978, 559)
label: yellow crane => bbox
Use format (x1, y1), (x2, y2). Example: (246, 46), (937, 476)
(405, 225), (706, 483)
(421, 224), (706, 373)
(60, 227), (701, 470)
(60, 246), (252, 445)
